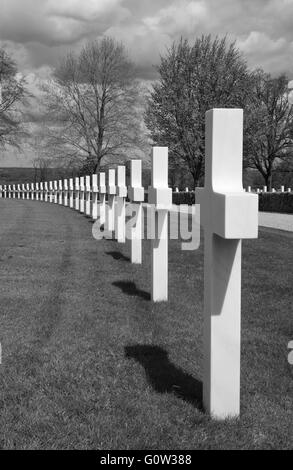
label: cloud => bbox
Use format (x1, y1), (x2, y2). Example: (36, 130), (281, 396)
(1, 0), (293, 80)
(47, 0), (127, 22)
(0, 0), (129, 46)
(143, 1), (207, 36)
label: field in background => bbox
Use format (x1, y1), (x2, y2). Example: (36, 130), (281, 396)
(0, 199), (292, 449)
(0, 167), (153, 188)
(0, 168), (70, 185)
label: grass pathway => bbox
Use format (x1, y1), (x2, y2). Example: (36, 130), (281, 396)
(0, 199), (292, 449)
(259, 212), (293, 232)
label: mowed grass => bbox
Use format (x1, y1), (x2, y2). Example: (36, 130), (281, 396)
(0, 199), (292, 450)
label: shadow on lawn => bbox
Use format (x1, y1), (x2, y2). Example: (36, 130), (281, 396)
(113, 281), (150, 300)
(106, 251), (130, 262)
(125, 345), (203, 410)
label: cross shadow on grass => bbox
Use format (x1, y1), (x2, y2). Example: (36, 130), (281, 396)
(106, 251), (130, 262)
(113, 281), (150, 300)
(125, 344), (203, 410)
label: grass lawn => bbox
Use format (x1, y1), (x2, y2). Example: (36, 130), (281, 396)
(0, 199), (292, 450)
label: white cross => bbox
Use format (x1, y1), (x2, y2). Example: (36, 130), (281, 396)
(107, 169), (116, 233)
(69, 178), (74, 208)
(79, 177), (85, 213)
(53, 181), (58, 203)
(196, 108), (258, 419)
(45, 182), (49, 202)
(64, 179), (68, 206)
(85, 176), (91, 216)
(148, 147), (172, 302)
(92, 174), (98, 220)
(115, 166), (127, 243)
(75, 177), (80, 210)
(58, 180), (63, 205)
(99, 172), (106, 227)
(128, 160), (145, 264)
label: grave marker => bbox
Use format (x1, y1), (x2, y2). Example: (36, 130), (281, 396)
(148, 147), (172, 302)
(196, 108), (258, 419)
(115, 166), (127, 243)
(53, 181), (58, 203)
(99, 173), (106, 227)
(58, 180), (63, 205)
(92, 174), (98, 220)
(80, 177), (85, 213)
(107, 169), (116, 233)
(75, 177), (80, 211)
(40, 182), (44, 201)
(44, 181), (49, 202)
(128, 160), (144, 264)
(85, 176), (91, 216)
(64, 179), (68, 206)
(69, 179), (74, 208)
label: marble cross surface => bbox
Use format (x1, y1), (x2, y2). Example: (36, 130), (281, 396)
(196, 108), (258, 419)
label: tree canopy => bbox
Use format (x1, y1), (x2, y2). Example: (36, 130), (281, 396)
(244, 71), (293, 190)
(0, 48), (27, 149)
(145, 35), (253, 187)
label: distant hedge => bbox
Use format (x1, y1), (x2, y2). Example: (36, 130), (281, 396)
(258, 193), (293, 214)
(172, 191), (195, 205)
(172, 191), (293, 214)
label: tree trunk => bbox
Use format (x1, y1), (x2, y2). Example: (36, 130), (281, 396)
(264, 172), (273, 192)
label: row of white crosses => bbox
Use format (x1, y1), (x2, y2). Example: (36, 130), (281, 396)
(247, 186), (292, 193)
(0, 108), (258, 421)
(0, 178), (100, 216)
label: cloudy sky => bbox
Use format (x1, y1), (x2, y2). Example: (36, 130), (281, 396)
(1, 0), (293, 165)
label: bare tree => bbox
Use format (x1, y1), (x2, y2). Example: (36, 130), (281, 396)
(40, 37), (146, 173)
(244, 71), (293, 190)
(0, 48), (28, 149)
